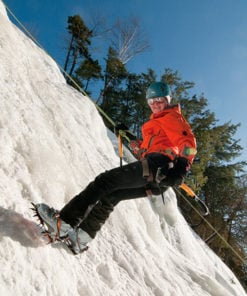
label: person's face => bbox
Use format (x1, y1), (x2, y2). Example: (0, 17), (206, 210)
(147, 97), (169, 114)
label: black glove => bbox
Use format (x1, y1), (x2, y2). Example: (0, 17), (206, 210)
(159, 157), (190, 187)
(155, 161), (174, 184)
(115, 123), (129, 132)
(174, 157), (190, 176)
(164, 169), (184, 186)
(115, 123), (136, 140)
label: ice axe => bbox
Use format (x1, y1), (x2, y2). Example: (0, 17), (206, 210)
(179, 183), (210, 216)
(115, 126), (136, 168)
(118, 133), (124, 168)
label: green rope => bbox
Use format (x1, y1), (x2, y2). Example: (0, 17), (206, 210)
(3, 1), (116, 130)
(174, 187), (246, 264)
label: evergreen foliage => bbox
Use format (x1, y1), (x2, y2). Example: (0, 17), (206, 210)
(63, 15), (101, 92)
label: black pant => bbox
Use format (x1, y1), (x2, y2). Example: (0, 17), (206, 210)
(60, 154), (170, 238)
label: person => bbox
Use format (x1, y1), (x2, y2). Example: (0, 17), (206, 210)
(34, 81), (197, 254)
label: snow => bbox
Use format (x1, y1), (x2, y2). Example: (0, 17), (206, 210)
(0, 2), (246, 295)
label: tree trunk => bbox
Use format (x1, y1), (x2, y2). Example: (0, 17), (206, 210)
(64, 36), (74, 73)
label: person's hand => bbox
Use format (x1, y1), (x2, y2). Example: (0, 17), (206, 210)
(115, 123), (136, 140)
(174, 157), (190, 176)
(159, 157), (190, 186)
(129, 140), (142, 155)
(164, 170), (184, 186)
(155, 161), (174, 183)
(115, 123), (129, 133)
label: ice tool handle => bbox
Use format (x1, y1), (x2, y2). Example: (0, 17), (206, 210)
(179, 183), (210, 216)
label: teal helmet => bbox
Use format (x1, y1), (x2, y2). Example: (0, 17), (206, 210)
(146, 82), (171, 103)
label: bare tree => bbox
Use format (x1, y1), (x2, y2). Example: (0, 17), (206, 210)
(88, 12), (112, 38)
(110, 17), (150, 64)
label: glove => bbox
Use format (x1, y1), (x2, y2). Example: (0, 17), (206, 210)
(128, 140), (142, 155)
(159, 157), (190, 187)
(174, 157), (190, 176)
(115, 123), (129, 132)
(164, 170), (184, 186)
(115, 123), (136, 140)
(155, 162), (174, 184)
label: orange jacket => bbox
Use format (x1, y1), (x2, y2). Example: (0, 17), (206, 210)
(140, 104), (197, 164)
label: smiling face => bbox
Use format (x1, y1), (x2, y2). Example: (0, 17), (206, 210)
(147, 97), (169, 114)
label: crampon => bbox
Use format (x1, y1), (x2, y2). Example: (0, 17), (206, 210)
(31, 202), (89, 255)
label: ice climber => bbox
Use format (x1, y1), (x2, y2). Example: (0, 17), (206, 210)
(33, 81), (197, 254)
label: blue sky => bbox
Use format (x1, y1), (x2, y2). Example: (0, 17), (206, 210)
(3, 0), (247, 165)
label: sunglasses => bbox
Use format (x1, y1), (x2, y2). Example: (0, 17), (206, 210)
(147, 97), (167, 105)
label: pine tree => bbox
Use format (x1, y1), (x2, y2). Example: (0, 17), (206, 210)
(74, 58), (102, 94)
(64, 15), (93, 77)
(98, 47), (127, 119)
